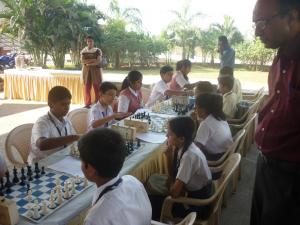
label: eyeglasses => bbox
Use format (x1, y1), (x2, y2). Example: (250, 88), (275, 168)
(253, 13), (283, 31)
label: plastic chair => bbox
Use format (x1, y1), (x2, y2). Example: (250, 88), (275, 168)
(5, 123), (34, 167)
(151, 212), (197, 225)
(242, 87), (265, 102)
(67, 108), (89, 134)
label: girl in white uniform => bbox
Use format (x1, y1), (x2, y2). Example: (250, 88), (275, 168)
(148, 116), (212, 220)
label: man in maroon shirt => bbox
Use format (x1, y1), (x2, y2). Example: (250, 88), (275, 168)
(251, 0), (300, 225)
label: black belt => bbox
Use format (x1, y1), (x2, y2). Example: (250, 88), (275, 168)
(261, 153), (300, 174)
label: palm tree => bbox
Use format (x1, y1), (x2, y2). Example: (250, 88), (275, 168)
(168, 0), (202, 59)
(108, 0), (142, 32)
(212, 15), (243, 45)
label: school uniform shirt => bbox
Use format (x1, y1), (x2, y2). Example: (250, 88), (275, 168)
(233, 78), (242, 102)
(223, 91), (238, 119)
(29, 111), (76, 164)
(118, 87), (143, 113)
(84, 175), (152, 225)
(169, 71), (189, 91)
(88, 101), (114, 130)
(195, 114), (233, 154)
(146, 79), (168, 107)
(176, 143), (212, 192)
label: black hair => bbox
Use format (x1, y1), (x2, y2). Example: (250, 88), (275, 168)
(99, 82), (117, 93)
(121, 70), (143, 90)
(219, 66), (234, 77)
(194, 81), (215, 96)
(78, 128), (126, 178)
(278, 0), (300, 20)
(86, 36), (94, 40)
(218, 35), (229, 46)
(160, 65), (174, 75)
(168, 116), (195, 154)
(48, 86), (72, 103)
(196, 93), (226, 121)
(218, 76), (234, 91)
(176, 59), (192, 71)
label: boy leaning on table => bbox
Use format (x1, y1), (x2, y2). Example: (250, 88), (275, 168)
(78, 128), (152, 225)
(28, 86), (80, 165)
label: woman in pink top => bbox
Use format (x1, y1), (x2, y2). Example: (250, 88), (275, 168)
(118, 70), (143, 113)
(169, 59), (200, 91)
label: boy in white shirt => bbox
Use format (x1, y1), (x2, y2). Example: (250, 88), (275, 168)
(29, 86), (79, 164)
(146, 65), (193, 107)
(88, 82), (130, 130)
(79, 128), (152, 225)
(218, 76), (238, 119)
(219, 66), (242, 102)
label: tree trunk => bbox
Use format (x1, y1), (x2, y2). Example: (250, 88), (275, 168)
(115, 51), (120, 69)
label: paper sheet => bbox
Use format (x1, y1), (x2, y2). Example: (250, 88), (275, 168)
(48, 156), (84, 177)
(136, 132), (167, 143)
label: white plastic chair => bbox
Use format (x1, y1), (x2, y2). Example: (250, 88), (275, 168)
(5, 123), (34, 167)
(152, 212), (197, 225)
(67, 108), (89, 134)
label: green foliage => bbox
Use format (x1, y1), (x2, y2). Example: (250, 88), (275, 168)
(236, 38), (275, 70)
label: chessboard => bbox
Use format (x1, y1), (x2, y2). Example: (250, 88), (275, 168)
(0, 163), (91, 223)
(70, 139), (144, 159)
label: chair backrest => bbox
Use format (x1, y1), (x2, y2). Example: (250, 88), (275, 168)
(208, 128), (245, 167)
(5, 123), (34, 167)
(209, 153), (241, 216)
(177, 212), (197, 225)
(67, 108), (89, 134)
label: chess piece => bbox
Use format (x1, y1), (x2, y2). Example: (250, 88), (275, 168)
(41, 200), (48, 215)
(26, 206), (33, 218)
(12, 167), (19, 184)
(28, 172), (33, 181)
(56, 178), (60, 186)
(0, 178), (4, 197)
(57, 192), (62, 205)
(34, 168), (40, 179)
(64, 186), (70, 199)
(21, 167), (26, 180)
(49, 190), (55, 209)
(5, 171), (12, 193)
(63, 181), (68, 193)
(27, 165), (32, 177)
(71, 179), (76, 195)
(41, 166), (45, 175)
(34, 162), (40, 173)
(33, 201), (40, 219)
(137, 139), (141, 148)
(75, 175), (81, 184)
(27, 189), (32, 201)
(83, 177), (88, 188)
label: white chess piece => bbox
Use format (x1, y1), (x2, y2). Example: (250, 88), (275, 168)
(64, 181), (68, 192)
(83, 177), (88, 188)
(56, 178), (60, 186)
(71, 179), (76, 195)
(33, 201), (40, 219)
(26, 206), (33, 218)
(57, 192), (62, 205)
(27, 189), (32, 201)
(41, 200), (48, 215)
(75, 175), (81, 184)
(49, 191), (55, 209)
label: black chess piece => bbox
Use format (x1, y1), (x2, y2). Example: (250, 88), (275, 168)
(34, 162), (40, 173)
(12, 167), (19, 184)
(20, 167), (26, 186)
(27, 165), (32, 177)
(41, 166), (45, 175)
(137, 139), (141, 148)
(28, 172), (33, 181)
(34, 169), (40, 179)
(26, 183), (31, 194)
(5, 171), (12, 193)
(0, 177), (4, 197)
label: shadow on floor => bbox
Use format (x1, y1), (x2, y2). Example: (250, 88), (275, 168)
(0, 103), (47, 117)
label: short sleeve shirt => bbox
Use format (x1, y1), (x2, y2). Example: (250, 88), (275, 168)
(29, 111), (76, 164)
(84, 175), (152, 225)
(223, 91), (238, 119)
(88, 101), (114, 130)
(146, 80), (168, 107)
(176, 143), (212, 191)
(175, 71), (189, 88)
(195, 114), (233, 154)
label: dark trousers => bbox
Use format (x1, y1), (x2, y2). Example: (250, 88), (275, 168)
(250, 153), (300, 225)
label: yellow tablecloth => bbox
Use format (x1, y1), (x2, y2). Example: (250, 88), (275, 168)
(4, 69), (86, 104)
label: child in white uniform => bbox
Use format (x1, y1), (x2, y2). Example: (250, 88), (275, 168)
(88, 82), (130, 130)
(79, 128), (152, 225)
(146, 65), (193, 107)
(148, 117), (212, 220)
(194, 93), (233, 161)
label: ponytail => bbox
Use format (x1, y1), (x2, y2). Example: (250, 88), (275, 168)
(121, 70), (143, 91)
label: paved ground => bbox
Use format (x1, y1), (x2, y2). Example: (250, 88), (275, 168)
(0, 91), (257, 225)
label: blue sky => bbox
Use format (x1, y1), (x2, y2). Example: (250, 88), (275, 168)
(86, 0), (257, 38)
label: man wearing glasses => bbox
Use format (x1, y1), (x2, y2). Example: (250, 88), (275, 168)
(251, 0), (300, 225)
